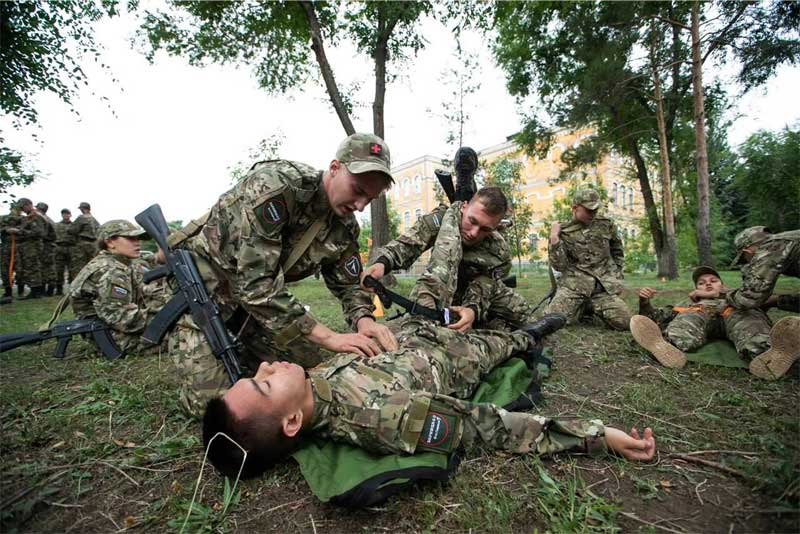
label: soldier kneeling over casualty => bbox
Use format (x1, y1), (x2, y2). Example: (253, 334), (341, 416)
(202, 315), (656, 479)
(630, 266), (800, 379)
(66, 220), (169, 355)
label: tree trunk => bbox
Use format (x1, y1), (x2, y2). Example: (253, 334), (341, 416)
(691, 1), (713, 267)
(650, 34), (679, 279)
(300, 2), (355, 136)
(367, 8), (397, 261)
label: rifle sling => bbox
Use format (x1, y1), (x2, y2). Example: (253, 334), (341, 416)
(283, 219), (325, 273)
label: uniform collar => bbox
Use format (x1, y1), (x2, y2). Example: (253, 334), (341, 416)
(308, 373), (333, 430)
(311, 171), (334, 219)
(100, 249), (132, 265)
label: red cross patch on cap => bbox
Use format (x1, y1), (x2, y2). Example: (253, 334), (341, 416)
(370, 143), (382, 155)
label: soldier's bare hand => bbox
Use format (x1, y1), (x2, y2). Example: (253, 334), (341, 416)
(322, 332), (381, 358)
(360, 263), (386, 291)
(605, 426), (656, 461)
(447, 305), (475, 332)
(637, 287), (657, 300)
(357, 317), (398, 352)
(549, 222), (561, 244)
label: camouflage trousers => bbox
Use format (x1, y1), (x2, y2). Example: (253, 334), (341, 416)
(43, 242), (57, 285)
(408, 206), (535, 330)
(544, 284), (631, 331)
(389, 318), (604, 456)
(17, 239), (42, 288)
(72, 240), (97, 274)
(665, 308), (771, 359)
(1, 241), (18, 288)
(169, 313), (324, 418)
(55, 245), (76, 285)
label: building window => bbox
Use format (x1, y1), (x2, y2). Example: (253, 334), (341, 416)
(404, 211), (410, 226)
(413, 175), (421, 194)
(403, 178), (410, 197)
(628, 188), (634, 210)
(415, 208), (422, 220)
(528, 234), (539, 251)
(612, 182), (618, 205)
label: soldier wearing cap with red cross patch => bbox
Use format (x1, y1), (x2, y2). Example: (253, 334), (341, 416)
(166, 133), (402, 417)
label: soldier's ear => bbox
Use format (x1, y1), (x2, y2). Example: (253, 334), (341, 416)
(281, 410), (303, 438)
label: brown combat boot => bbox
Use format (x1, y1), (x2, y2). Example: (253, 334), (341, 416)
(749, 316), (800, 380)
(630, 315), (687, 369)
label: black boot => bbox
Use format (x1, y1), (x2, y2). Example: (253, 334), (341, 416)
(521, 313), (568, 344)
(453, 146), (478, 202)
(17, 283), (26, 298)
(55, 284), (63, 296)
(19, 286), (43, 300)
(0, 286), (12, 305)
(46, 284), (55, 296)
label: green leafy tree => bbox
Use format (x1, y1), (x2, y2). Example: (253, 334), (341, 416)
(0, 0), (120, 193)
(137, 1), (432, 259)
(228, 133), (285, 183)
(484, 156), (532, 274)
(358, 199), (400, 256)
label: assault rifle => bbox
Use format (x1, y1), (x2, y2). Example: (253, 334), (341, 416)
(363, 275), (460, 326)
(0, 318), (123, 360)
(135, 204), (242, 384)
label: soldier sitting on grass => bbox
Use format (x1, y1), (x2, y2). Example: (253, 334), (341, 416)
(201, 315), (656, 479)
(630, 266), (799, 379)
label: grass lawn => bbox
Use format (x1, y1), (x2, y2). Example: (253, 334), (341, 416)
(1, 271), (798, 532)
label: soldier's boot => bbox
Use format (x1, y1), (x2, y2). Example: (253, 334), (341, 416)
(630, 315), (687, 369)
(521, 313), (568, 344)
(43, 283), (51, 296)
(453, 146), (478, 202)
(17, 283), (26, 298)
(54, 284), (63, 296)
(19, 286), (43, 300)
(47, 284), (55, 296)
(0, 286), (12, 305)
(748, 316), (800, 380)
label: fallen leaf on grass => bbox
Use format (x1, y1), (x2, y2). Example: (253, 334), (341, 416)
(75, 431), (86, 438)
(171, 480), (183, 494)
(124, 516), (136, 528)
(51, 441), (65, 449)
(113, 439), (137, 448)
(659, 480), (673, 489)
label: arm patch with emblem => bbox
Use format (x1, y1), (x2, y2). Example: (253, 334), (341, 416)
(255, 194), (289, 233)
(343, 253), (362, 279)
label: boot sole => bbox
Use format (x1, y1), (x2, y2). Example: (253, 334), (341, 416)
(749, 316), (800, 380)
(630, 315), (687, 369)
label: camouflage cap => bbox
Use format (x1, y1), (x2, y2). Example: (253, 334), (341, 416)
(335, 133), (393, 183)
(731, 226), (771, 265)
(36, 202), (48, 212)
(78, 201), (91, 210)
(97, 219), (148, 241)
(573, 188), (601, 210)
(16, 197), (32, 208)
(692, 265), (721, 284)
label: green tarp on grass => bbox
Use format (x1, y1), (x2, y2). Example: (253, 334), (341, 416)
(686, 340), (748, 368)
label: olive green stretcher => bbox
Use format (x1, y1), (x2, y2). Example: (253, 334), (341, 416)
(291, 356), (537, 507)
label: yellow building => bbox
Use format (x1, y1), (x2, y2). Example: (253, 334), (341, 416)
(386, 128), (646, 271)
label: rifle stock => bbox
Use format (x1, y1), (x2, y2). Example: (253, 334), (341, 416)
(0, 318), (123, 360)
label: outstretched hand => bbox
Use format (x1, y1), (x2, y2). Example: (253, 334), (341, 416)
(604, 426), (656, 461)
(360, 263), (386, 292)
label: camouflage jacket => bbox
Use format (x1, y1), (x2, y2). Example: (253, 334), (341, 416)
(549, 217), (625, 295)
(375, 202), (512, 316)
(70, 213), (100, 241)
(55, 220), (77, 246)
(40, 212), (57, 244)
(726, 230), (800, 310)
(639, 297), (730, 329)
(0, 213), (23, 244)
(17, 211), (48, 243)
(181, 160), (374, 346)
(307, 317), (606, 457)
(69, 250), (160, 352)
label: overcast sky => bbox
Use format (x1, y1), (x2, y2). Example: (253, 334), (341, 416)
(2, 9), (798, 224)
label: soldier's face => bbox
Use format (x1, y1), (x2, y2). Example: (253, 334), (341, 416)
(572, 205), (597, 224)
(460, 200), (502, 245)
(106, 236), (141, 259)
(61, 213), (71, 222)
(325, 161), (387, 217)
(225, 361), (308, 424)
(695, 274), (723, 293)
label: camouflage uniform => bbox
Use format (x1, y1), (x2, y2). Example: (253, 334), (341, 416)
(69, 221), (168, 355)
(38, 209), (58, 289)
(70, 208), (100, 272)
(375, 201), (536, 329)
(55, 219), (78, 284)
(727, 227), (800, 311)
(544, 189), (630, 331)
(307, 316), (606, 457)
(170, 159), (377, 416)
(640, 297), (771, 359)
(0, 210), (23, 295)
(16, 210), (48, 290)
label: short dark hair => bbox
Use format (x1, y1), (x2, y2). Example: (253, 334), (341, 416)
(473, 186), (508, 217)
(61, 209), (71, 215)
(202, 397), (302, 479)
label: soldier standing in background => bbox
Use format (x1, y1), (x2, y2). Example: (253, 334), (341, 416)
(0, 203), (23, 305)
(54, 208), (77, 295)
(7, 198), (48, 299)
(70, 201), (100, 272)
(36, 202), (58, 296)
(544, 187), (631, 331)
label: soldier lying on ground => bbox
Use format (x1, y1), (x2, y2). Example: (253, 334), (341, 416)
(66, 220), (169, 355)
(630, 266), (799, 379)
(202, 315), (656, 478)
(362, 186), (537, 332)
(165, 133), (399, 417)
(544, 188), (631, 331)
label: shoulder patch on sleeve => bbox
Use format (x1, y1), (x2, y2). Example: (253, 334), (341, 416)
(110, 285), (129, 299)
(423, 211), (443, 230)
(255, 194), (289, 232)
(343, 253), (362, 278)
